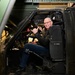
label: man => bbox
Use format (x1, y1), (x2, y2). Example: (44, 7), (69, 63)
(15, 17), (54, 74)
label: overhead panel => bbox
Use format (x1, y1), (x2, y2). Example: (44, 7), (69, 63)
(25, 0), (75, 3)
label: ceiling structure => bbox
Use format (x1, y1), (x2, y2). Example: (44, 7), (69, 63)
(24, 0), (75, 3)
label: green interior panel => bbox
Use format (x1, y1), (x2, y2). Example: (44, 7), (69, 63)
(0, 0), (10, 25)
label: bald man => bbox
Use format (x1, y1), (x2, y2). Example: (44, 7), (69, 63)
(15, 17), (54, 75)
(44, 17), (53, 30)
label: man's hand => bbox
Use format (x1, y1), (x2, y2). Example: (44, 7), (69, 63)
(31, 28), (38, 34)
(38, 26), (43, 32)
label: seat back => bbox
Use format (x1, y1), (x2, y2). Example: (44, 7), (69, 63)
(49, 25), (64, 61)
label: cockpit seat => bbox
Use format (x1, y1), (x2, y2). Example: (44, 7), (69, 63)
(49, 25), (64, 61)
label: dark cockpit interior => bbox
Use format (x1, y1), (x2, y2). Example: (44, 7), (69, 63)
(4, 9), (65, 75)
(5, 10), (64, 45)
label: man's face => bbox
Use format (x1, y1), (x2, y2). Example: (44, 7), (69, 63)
(44, 18), (53, 30)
